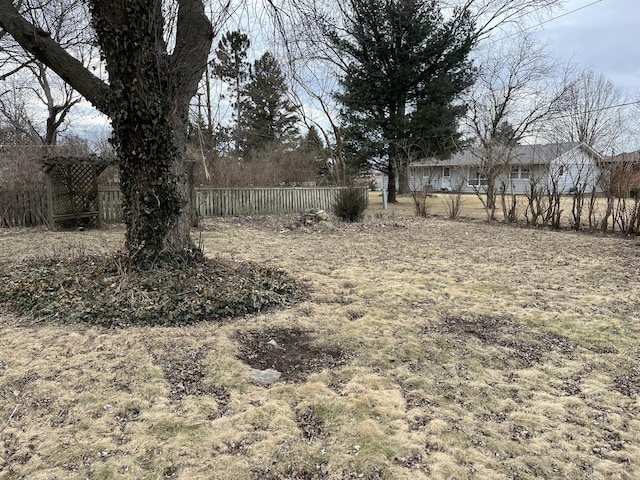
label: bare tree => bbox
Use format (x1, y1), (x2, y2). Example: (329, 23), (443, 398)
(464, 34), (564, 221)
(0, 0), (95, 146)
(30, 61), (82, 145)
(546, 70), (626, 155)
(0, 81), (40, 143)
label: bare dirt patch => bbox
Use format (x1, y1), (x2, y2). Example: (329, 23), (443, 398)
(234, 327), (351, 383)
(252, 463), (330, 480)
(146, 341), (230, 414)
(426, 314), (576, 367)
(613, 358), (640, 397)
(296, 408), (327, 444)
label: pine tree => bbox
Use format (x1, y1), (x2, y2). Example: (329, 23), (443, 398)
(332, 0), (476, 201)
(303, 126), (325, 157)
(238, 52), (299, 156)
(211, 31), (251, 157)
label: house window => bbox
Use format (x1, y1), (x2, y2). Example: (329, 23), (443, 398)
(422, 168), (430, 178)
(468, 168), (487, 187)
(510, 166), (531, 179)
(443, 167), (450, 177)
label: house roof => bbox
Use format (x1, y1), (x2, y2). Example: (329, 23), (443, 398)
(412, 142), (582, 167)
(605, 151), (640, 165)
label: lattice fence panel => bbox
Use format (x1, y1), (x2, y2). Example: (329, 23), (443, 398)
(71, 164), (98, 213)
(44, 157), (110, 230)
(50, 165), (73, 216)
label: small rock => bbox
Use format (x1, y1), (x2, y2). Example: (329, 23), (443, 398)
(302, 208), (329, 224)
(249, 368), (281, 385)
(316, 211), (329, 221)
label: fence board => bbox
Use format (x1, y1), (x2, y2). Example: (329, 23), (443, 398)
(0, 190), (48, 227)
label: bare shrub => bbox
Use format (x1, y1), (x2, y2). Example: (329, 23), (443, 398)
(445, 192), (463, 218)
(570, 184), (588, 231)
(332, 187), (367, 222)
(192, 144), (320, 187)
(524, 175), (548, 227)
(613, 196), (640, 234)
(411, 189), (428, 217)
(524, 168), (562, 229)
(410, 171), (435, 218)
(499, 181), (518, 223)
(444, 176), (465, 219)
(0, 146), (46, 190)
(605, 154), (640, 234)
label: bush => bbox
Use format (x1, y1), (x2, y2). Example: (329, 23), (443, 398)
(332, 187), (367, 222)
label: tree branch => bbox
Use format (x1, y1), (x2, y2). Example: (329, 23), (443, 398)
(169, 0), (214, 116)
(0, 0), (110, 114)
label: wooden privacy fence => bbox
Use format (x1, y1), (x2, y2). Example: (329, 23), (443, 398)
(1, 187), (368, 226)
(98, 186), (368, 223)
(0, 190), (48, 227)
(98, 188), (123, 223)
(195, 187), (368, 217)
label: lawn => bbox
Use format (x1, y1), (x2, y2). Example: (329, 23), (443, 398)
(0, 205), (639, 479)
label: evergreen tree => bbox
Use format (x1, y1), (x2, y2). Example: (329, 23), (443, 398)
(302, 125), (325, 157)
(238, 52), (299, 156)
(493, 121), (519, 147)
(211, 31), (251, 156)
(332, 0), (476, 201)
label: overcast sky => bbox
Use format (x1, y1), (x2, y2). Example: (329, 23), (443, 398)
(532, 0), (640, 99)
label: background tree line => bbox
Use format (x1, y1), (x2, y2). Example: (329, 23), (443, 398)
(190, 29), (329, 187)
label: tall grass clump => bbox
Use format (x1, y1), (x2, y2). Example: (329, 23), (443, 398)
(332, 187), (367, 222)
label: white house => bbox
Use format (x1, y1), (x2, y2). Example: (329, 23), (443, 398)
(407, 142), (605, 195)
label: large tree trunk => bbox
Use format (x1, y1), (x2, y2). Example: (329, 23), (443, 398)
(387, 159), (398, 203)
(90, 0), (191, 260)
(114, 120), (193, 259)
(90, 0), (211, 262)
(398, 157), (411, 195)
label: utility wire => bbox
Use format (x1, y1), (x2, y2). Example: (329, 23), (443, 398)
(484, 0), (605, 45)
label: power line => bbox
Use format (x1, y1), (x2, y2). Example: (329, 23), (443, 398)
(544, 99), (640, 121)
(529, 0), (604, 30)
(485, 0), (605, 45)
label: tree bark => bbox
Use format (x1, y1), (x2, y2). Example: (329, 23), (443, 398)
(387, 158), (398, 203)
(89, 0), (212, 261)
(398, 156), (410, 195)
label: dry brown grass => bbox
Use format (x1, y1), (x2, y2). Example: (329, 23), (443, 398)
(1, 208), (639, 479)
